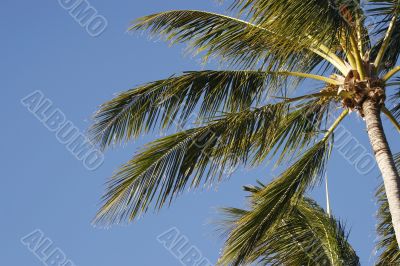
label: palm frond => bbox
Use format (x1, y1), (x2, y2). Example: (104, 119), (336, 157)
(130, 10), (325, 70)
(218, 138), (333, 265)
(219, 189), (359, 265)
(254, 101), (333, 165)
(370, 18), (400, 71)
(228, 0), (360, 48)
(368, 1), (400, 16)
(89, 70), (279, 150)
(93, 102), (287, 226)
(375, 153), (400, 265)
(368, 1), (400, 69)
(93, 98), (334, 226)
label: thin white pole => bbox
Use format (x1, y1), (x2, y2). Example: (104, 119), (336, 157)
(325, 173), (331, 217)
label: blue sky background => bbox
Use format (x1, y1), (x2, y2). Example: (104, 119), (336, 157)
(2, 0), (400, 265)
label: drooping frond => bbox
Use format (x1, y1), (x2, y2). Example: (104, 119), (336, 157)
(93, 99), (335, 226)
(370, 18), (400, 71)
(383, 78), (400, 131)
(375, 153), (400, 265)
(130, 10), (328, 70)
(90, 69), (337, 150)
(219, 189), (359, 265)
(218, 138), (333, 265)
(254, 101), (333, 165)
(368, 0), (400, 17)
(93, 103), (286, 226)
(89, 70), (279, 149)
(368, 1), (400, 69)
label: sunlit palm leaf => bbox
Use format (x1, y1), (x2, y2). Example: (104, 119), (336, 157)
(255, 101), (333, 165)
(130, 10), (323, 70)
(218, 138), (332, 265)
(93, 103), (286, 226)
(93, 99), (332, 226)
(219, 188), (359, 265)
(370, 18), (400, 70)
(228, 0), (359, 47)
(90, 70), (280, 150)
(368, 1), (400, 70)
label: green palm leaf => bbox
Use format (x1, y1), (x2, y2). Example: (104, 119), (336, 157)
(255, 100), (333, 165)
(130, 10), (324, 70)
(219, 187), (359, 265)
(93, 99), (332, 226)
(218, 138), (333, 265)
(368, 1), (400, 16)
(368, 1), (400, 69)
(93, 103), (285, 226)
(89, 69), (333, 150)
(228, 0), (360, 45)
(370, 18), (400, 70)
(89, 70), (279, 150)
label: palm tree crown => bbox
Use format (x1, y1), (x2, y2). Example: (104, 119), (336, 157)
(89, 0), (400, 264)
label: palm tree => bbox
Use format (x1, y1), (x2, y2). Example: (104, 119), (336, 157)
(89, 0), (400, 264)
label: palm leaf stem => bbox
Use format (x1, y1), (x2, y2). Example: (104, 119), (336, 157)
(350, 34), (365, 79)
(273, 71), (341, 85)
(312, 41), (349, 73)
(338, 33), (357, 70)
(355, 13), (364, 56)
(310, 48), (349, 74)
(384, 66), (400, 81)
(272, 91), (337, 103)
(375, 15), (398, 69)
(346, 49), (358, 70)
(386, 82), (400, 87)
(323, 109), (349, 141)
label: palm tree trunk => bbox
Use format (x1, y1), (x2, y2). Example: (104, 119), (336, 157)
(363, 98), (400, 246)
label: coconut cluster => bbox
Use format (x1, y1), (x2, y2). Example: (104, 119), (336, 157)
(328, 70), (386, 117)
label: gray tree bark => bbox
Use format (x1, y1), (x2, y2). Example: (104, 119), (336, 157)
(363, 98), (400, 246)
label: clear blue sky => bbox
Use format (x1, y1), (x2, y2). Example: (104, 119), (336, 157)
(2, 1), (399, 265)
